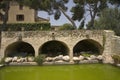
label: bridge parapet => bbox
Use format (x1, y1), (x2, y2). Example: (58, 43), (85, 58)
(2, 30), (105, 38)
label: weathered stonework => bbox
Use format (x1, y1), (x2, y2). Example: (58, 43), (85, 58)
(0, 30), (119, 63)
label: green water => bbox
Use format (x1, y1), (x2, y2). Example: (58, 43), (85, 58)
(0, 64), (120, 80)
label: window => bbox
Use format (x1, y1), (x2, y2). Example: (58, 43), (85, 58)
(19, 4), (23, 10)
(16, 15), (24, 21)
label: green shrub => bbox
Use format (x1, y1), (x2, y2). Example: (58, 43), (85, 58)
(81, 53), (91, 57)
(34, 55), (45, 65)
(0, 23), (51, 31)
(0, 57), (5, 64)
(112, 55), (120, 64)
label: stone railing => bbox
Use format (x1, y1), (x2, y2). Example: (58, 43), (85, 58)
(2, 30), (105, 38)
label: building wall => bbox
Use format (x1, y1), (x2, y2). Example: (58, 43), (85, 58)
(7, 2), (36, 23)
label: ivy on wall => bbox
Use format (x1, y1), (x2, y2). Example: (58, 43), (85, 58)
(0, 23), (51, 31)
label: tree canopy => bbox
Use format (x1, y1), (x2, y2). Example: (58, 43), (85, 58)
(94, 8), (120, 36)
(59, 23), (75, 30)
(71, 0), (107, 29)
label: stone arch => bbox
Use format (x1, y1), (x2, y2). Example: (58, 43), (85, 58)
(39, 40), (69, 57)
(73, 39), (103, 56)
(5, 41), (35, 57)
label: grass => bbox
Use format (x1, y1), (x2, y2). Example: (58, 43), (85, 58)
(0, 64), (120, 80)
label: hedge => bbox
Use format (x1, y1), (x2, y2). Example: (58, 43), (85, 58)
(0, 23), (51, 31)
(112, 55), (120, 64)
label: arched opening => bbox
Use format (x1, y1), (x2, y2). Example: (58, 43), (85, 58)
(73, 39), (103, 56)
(39, 40), (69, 57)
(5, 41), (35, 57)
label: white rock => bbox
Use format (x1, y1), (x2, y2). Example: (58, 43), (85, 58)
(12, 57), (18, 62)
(17, 59), (21, 63)
(79, 55), (84, 60)
(90, 55), (96, 60)
(5, 57), (12, 63)
(97, 55), (103, 60)
(58, 55), (63, 58)
(55, 60), (64, 63)
(20, 58), (25, 62)
(86, 57), (92, 60)
(28, 57), (34, 62)
(117, 64), (120, 67)
(52, 56), (57, 61)
(73, 57), (80, 61)
(45, 57), (53, 62)
(52, 55), (63, 61)
(62, 56), (70, 61)
(0, 64), (4, 67)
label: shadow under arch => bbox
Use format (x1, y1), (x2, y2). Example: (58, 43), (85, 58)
(39, 40), (69, 57)
(73, 39), (103, 56)
(5, 41), (35, 57)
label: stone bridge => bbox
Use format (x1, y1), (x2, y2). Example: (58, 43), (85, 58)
(0, 30), (120, 63)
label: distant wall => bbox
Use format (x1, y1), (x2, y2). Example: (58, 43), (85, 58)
(113, 36), (120, 55)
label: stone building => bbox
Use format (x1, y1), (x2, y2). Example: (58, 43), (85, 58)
(0, 1), (49, 24)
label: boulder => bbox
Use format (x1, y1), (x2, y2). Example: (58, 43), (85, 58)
(12, 57), (18, 62)
(97, 55), (103, 60)
(5, 57), (12, 63)
(52, 57), (57, 61)
(20, 58), (26, 62)
(86, 57), (92, 60)
(58, 55), (63, 59)
(17, 59), (21, 63)
(73, 57), (80, 61)
(53, 55), (63, 61)
(80, 60), (89, 63)
(55, 60), (64, 63)
(28, 57), (34, 62)
(116, 64), (120, 67)
(79, 55), (84, 60)
(62, 56), (70, 61)
(90, 55), (97, 60)
(45, 57), (53, 62)
(88, 60), (99, 63)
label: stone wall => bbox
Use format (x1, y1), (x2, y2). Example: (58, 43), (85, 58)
(0, 30), (118, 63)
(0, 1), (36, 24)
(113, 36), (120, 55)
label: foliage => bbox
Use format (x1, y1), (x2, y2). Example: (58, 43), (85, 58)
(0, 1), (9, 24)
(81, 53), (91, 57)
(0, 57), (5, 64)
(59, 23), (75, 30)
(0, 23), (51, 31)
(94, 8), (120, 36)
(34, 55), (45, 65)
(112, 55), (120, 64)
(78, 20), (84, 29)
(17, 0), (68, 20)
(71, 0), (108, 29)
(16, 0), (76, 29)
(109, 0), (120, 7)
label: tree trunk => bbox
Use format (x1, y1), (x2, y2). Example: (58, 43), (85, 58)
(0, 1), (9, 48)
(58, 6), (77, 29)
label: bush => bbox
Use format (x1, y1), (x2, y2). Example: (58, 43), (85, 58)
(0, 57), (5, 64)
(81, 53), (91, 57)
(0, 23), (51, 31)
(112, 55), (120, 64)
(34, 55), (45, 65)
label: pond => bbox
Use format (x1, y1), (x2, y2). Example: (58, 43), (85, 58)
(0, 64), (120, 80)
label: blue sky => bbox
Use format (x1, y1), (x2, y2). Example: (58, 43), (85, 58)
(38, 0), (91, 28)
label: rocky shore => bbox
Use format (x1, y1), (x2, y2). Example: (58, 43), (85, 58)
(3, 54), (104, 65)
